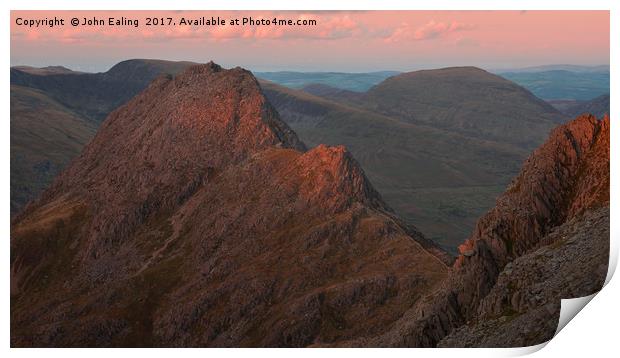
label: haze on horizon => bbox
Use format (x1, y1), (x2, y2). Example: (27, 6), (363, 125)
(11, 10), (609, 73)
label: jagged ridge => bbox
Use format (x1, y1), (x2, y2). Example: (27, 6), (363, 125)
(353, 114), (610, 347)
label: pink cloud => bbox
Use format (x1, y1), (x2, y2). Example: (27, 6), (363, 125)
(216, 14), (363, 41)
(385, 20), (475, 42)
(317, 15), (362, 39)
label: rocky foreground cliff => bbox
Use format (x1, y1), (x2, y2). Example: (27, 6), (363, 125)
(11, 63), (449, 347)
(347, 114), (609, 347)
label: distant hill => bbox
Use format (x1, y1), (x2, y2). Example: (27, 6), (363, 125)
(10, 59), (197, 121)
(258, 65), (610, 104)
(255, 71), (400, 92)
(12, 65), (83, 75)
(549, 94), (610, 118)
(499, 70), (609, 100)
(300, 83), (364, 103)
(361, 67), (563, 147)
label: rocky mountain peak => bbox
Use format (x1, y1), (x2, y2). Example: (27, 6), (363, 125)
(25, 62), (305, 256)
(11, 62), (452, 347)
(294, 144), (385, 210)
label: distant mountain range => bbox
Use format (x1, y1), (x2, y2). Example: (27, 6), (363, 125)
(499, 70), (609, 101)
(494, 64), (609, 73)
(13, 61), (608, 101)
(255, 64), (610, 102)
(11, 59), (194, 122)
(255, 71), (400, 92)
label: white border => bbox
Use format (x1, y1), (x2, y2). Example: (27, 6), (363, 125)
(3, 0), (616, 10)
(3, 1), (617, 357)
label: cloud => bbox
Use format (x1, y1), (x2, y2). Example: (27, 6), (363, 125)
(11, 12), (473, 46)
(317, 15), (362, 39)
(384, 20), (476, 42)
(215, 14), (363, 41)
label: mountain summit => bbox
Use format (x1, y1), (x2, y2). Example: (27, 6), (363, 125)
(11, 62), (449, 347)
(363, 67), (563, 147)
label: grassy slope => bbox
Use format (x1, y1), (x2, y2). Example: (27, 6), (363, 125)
(10, 85), (97, 213)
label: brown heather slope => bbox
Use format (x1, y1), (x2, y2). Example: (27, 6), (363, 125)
(343, 114), (609, 347)
(11, 63), (449, 347)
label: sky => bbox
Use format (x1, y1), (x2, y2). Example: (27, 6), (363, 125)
(10, 10), (610, 73)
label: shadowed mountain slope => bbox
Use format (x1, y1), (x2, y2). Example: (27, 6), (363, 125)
(10, 85), (97, 213)
(10, 59), (198, 214)
(560, 94), (610, 119)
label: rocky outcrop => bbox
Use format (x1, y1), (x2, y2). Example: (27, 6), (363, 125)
(439, 206), (609, 347)
(456, 114), (608, 267)
(355, 114), (609, 347)
(11, 62), (449, 347)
